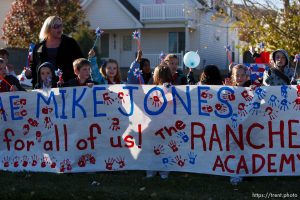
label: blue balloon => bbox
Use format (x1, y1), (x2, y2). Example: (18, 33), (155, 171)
(183, 51), (200, 68)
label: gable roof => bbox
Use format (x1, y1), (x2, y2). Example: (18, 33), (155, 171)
(197, 0), (208, 7)
(118, 0), (140, 21)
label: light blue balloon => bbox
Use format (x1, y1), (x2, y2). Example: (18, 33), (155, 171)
(183, 51), (200, 68)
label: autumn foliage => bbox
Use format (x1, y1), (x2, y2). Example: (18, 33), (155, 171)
(230, 0), (300, 55)
(2, 0), (87, 48)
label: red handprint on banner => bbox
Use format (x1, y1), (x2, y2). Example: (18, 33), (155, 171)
(115, 156), (125, 168)
(103, 92), (114, 105)
(44, 116), (53, 129)
(201, 90), (213, 99)
(2, 156), (10, 168)
(105, 158), (115, 170)
(78, 156), (86, 167)
(264, 106), (278, 120)
(168, 140), (179, 152)
(87, 154), (96, 164)
(66, 160), (72, 171)
(31, 154), (39, 167)
(41, 156), (50, 168)
(78, 154), (96, 167)
(28, 118), (39, 127)
(115, 92), (128, 104)
(50, 157), (57, 169)
(222, 91), (235, 101)
(21, 156), (29, 167)
(215, 103), (227, 113)
(109, 118), (120, 131)
(154, 144), (165, 155)
(23, 124), (30, 135)
(42, 107), (53, 115)
(175, 155), (186, 167)
(36, 131), (42, 142)
(15, 109), (27, 117)
(150, 95), (162, 107)
(13, 98), (27, 107)
(60, 159), (72, 172)
(241, 90), (253, 102)
(238, 103), (248, 117)
(293, 97), (300, 110)
(13, 156), (19, 168)
(201, 105), (213, 113)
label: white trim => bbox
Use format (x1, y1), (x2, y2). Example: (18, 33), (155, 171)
(80, 0), (94, 10)
(114, 0), (143, 28)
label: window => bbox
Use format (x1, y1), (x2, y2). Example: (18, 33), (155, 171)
(168, 32), (185, 53)
(98, 33), (109, 58)
(123, 35), (132, 51)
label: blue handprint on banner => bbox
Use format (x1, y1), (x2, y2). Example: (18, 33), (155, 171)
(177, 132), (189, 143)
(280, 85), (289, 99)
(254, 88), (266, 100)
(249, 102), (261, 115)
(278, 99), (291, 111)
(188, 152), (197, 165)
(162, 157), (175, 167)
(231, 113), (238, 128)
(268, 95), (279, 107)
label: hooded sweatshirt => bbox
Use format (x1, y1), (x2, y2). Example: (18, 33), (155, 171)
(35, 62), (58, 89)
(263, 49), (295, 86)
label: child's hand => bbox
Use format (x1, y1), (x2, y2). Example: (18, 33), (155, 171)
(10, 85), (17, 92)
(87, 83), (94, 88)
(24, 68), (32, 77)
(57, 79), (64, 86)
(136, 50), (142, 62)
(223, 78), (232, 86)
(88, 49), (95, 58)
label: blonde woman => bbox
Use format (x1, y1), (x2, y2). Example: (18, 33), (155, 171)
(25, 16), (83, 88)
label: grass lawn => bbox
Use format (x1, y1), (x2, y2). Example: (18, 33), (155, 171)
(1, 171), (299, 200)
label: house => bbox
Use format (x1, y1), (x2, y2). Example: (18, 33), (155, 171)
(0, 0), (242, 71)
(81, 0), (242, 70)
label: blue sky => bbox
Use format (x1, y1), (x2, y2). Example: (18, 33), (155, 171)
(232, 0), (283, 8)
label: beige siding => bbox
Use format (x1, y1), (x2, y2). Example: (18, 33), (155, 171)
(84, 0), (141, 30)
(142, 28), (184, 53)
(0, 0), (14, 48)
(198, 12), (232, 70)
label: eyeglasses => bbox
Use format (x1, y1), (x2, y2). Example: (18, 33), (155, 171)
(53, 23), (63, 29)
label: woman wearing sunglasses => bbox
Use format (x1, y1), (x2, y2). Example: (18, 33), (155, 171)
(25, 16), (83, 88)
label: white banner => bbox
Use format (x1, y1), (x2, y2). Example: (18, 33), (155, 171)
(0, 84), (300, 176)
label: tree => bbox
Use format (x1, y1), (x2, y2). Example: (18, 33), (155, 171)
(227, 0), (300, 55)
(72, 25), (102, 65)
(2, 0), (87, 48)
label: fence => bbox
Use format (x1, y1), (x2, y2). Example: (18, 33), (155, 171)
(143, 52), (184, 68)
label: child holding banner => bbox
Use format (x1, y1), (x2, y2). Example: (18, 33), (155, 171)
(127, 50), (153, 84)
(34, 62), (58, 89)
(263, 49), (295, 86)
(63, 58), (95, 87)
(228, 64), (251, 87)
(0, 58), (25, 92)
(0, 49), (17, 77)
(88, 49), (123, 84)
(146, 63), (172, 179)
(187, 65), (223, 85)
(164, 54), (187, 85)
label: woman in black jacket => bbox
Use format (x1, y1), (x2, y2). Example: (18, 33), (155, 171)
(25, 16), (83, 88)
